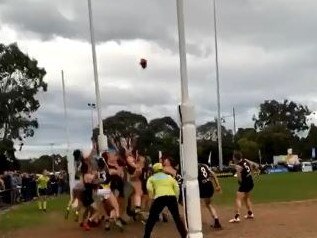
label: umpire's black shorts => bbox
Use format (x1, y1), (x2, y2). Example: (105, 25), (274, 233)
(38, 188), (47, 196)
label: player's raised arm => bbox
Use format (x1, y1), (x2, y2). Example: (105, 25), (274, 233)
(245, 159), (259, 169)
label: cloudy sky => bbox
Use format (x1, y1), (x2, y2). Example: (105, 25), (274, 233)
(1, 0), (316, 159)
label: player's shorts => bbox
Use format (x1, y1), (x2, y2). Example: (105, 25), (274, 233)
(73, 184), (84, 194)
(97, 188), (111, 199)
(123, 181), (134, 199)
(238, 181), (254, 193)
(199, 182), (214, 199)
(38, 188), (47, 196)
(82, 191), (94, 207)
(110, 175), (124, 197)
(178, 185), (184, 205)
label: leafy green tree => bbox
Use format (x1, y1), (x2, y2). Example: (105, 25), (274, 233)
(92, 110), (148, 148)
(0, 43), (47, 170)
(146, 117), (180, 163)
(235, 128), (257, 142)
(253, 99), (310, 133)
(197, 120), (233, 166)
(0, 139), (18, 173)
(300, 124), (317, 159)
(93, 112), (181, 164)
(305, 124), (317, 148)
(256, 125), (293, 163)
(0, 43), (47, 141)
(237, 138), (260, 162)
(19, 154), (67, 174)
(197, 121), (217, 141)
(148, 117), (179, 139)
(197, 121), (232, 141)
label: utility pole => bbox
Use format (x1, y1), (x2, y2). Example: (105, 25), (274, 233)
(233, 107), (236, 143)
(49, 143), (55, 173)
(87, 0), (107, 153)
(212, 0), (223, 171)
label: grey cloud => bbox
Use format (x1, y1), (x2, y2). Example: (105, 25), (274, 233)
(101, 84), (174, 107)
(1, 0), (317, 59)
(0, 0), (176, 44)
(184, 0), (317, 49)
(0, 1), (79, 40)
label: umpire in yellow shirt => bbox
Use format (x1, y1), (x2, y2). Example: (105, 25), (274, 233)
(37, 169), (50, 212)
(144, 163), (187, 238)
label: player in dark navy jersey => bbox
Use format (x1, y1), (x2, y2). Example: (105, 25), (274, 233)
(229, 151), (259, 223)
(198, 157), (222, 229)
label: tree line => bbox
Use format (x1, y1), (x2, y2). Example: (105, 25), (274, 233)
(91, 99), (313, 167)
(19, 155), (68, 174)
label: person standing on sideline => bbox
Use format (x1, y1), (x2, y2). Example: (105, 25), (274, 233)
(197, 157), (222, 229)
(143, 163), (187, 238)
(229, 151), (259, 223)
(49, 174), (58, 196)
(37, 170), (50, 212)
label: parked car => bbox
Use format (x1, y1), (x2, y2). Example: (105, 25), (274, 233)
(311, 161), (317, 171)
(301, 162), (313, 172)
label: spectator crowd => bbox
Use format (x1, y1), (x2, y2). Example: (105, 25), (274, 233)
(0, 170), (68, 206)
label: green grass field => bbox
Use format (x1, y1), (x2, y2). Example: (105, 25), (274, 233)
(0, 172), (316, 233)
(0, 195), (69, 232)
(214, 172), (317, 205)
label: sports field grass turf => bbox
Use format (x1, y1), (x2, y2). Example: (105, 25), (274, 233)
(214, 172), (317, 205)
(0, 172), (316, 232)
(0, 195), (69, 232)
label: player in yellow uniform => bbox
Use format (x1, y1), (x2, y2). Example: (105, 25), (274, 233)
(144, 163), (187, 238)
(37, 170), (50, 212)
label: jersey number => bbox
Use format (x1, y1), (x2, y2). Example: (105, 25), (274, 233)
(243, 162), (251, 173)
(200, 167), (208, 179)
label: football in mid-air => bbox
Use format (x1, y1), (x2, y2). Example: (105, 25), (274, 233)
(140, 58), (147, 69)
